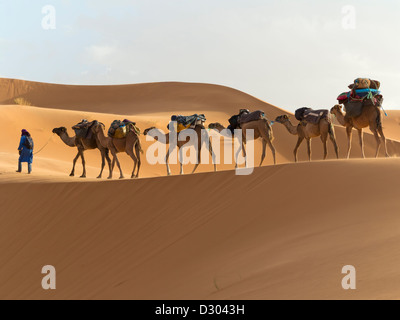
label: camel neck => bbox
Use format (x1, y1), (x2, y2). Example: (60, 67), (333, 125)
(333, 111), (347, 126)
(60, 131), (76, 147)
(283, 121), (298, 135)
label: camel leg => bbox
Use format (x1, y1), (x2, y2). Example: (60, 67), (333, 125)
(258, 125), (276, 166)
(109, 157), (116, 180)
(105, 150), (112, 179)
(97, 150), (106, 179)
(165, 148), (172, 176)
(371, 128), (381, 158)
(320, 134), (328, 160)
(346, 126), (353, 159)
(260, 139), (267, 167)
(134, 142), (142, 178)
(294, 137), (304, 163)
(126, 149), (138, 179)
(179, 147), (185, 175)
(306, 139), (312, 161)
(234, 140), (247, 168)
(192, 149), (200, 175)
(242, 141), (247, 167)
(80, 150), (87, 178)
(357, 129), (365, 159)
(70, 151), (81, 177)
(378, 127), (389, 158)
(208, 138), (217, 172)
(114, 153), (124, 179)
(267, 139), (276, 165)
(109, 149), (124, 179)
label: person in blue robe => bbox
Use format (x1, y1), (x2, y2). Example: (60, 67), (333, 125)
(17, 129), (34, 174)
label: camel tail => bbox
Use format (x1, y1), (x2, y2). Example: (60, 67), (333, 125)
(324, 115), (334, 140)
(136, 138), (144, 154)
(328, 121), (336, 140)
(376, 108), (383, 130)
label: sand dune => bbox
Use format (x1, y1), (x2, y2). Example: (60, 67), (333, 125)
(1, 79), (399, 300)
(0, 78), (284, 115)
(1, 159), (400, 300)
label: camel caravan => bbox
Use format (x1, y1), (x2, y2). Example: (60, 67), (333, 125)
(52, 77), (389, 179)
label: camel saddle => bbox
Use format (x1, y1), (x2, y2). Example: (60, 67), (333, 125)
(344, 96), (383, 119)
(123, 119), (141, 136)
(168, 114), (206, 132)
(295, 108), (329, 125)
(240, 110), (265, 125)
(108, 120), (127, 139)
(72, 120), (95, 139)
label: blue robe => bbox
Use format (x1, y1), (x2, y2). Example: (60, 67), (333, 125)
(18, 136), (34, 164)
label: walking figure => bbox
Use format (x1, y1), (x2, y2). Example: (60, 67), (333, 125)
(17, 129), (34, 174)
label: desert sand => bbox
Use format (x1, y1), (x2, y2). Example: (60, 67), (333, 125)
(1, 78), (400, 300)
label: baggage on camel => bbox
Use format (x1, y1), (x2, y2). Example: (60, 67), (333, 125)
(123, 119), (141, 136)
(227, 109), (249, 133)
(73, 120), (94, 139)
(108, 119), (141, 138)
(227, 109), (266, 133)
(168, 114), (206, 133)
(295, 108), (329, 125)
(108, 120), (127, 139)
(349, 78), (381, 90)
(337, 88), (381, 105)
(337, 77), (384, 119)
(240, 110), (265, 124)
(344, 95), (384, 118)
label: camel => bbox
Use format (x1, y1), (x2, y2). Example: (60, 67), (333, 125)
(274, 114), (339, 162)
(91, 121), (142, 179)
(331, 104), (389, 158)
(52, 126), (112, 178)
(208, 118), (276, 167)
(143, 125), (217, 176)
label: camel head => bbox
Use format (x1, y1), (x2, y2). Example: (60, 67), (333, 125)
(208, 123), (224, 132)
(330, 105), (343, 115)
(143, 127), (157, 136)
(275, 115), (290, 124)
(52, 127), (67, 136)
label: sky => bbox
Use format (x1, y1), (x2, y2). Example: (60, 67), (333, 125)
(0, 0), (399, 112)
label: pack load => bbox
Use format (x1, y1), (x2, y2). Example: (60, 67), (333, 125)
(350, 78), (381, 90)
(168, 114), (206, 132)
(295, 108), (329, 125)
(240, 110), (265, 124)
(337, 78), (384, 118)
(123, 119), (141, 136)
(108, 119), (141, 138)
(72, 119), (93, 139)
(108, 120), (127, 138)
(226, 109), (267, 133)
